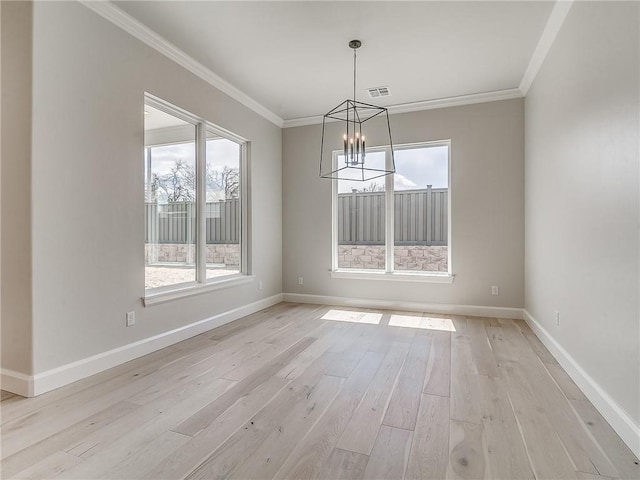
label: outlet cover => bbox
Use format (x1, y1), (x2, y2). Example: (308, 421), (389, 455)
(126, 311), (135, 327)
(491, 285), (499, 295)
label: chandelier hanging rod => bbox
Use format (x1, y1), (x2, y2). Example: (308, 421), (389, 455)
(350, 39), (360, 103)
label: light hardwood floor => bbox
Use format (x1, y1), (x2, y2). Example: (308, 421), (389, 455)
(1, 302), (638, 479)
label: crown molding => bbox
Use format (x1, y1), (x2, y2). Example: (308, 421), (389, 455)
(282, 88), (523, 128)
(79, 1), (284, 128)
(519, 0), (574, 95)
(79, 0), (571, 130)
(388, 88), (523, 116)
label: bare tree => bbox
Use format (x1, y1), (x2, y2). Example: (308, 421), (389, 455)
(150, 159), (239, 203)
(151, 159), (196, 202)
(355, 182), (384, 193)
(208, 166), (239, 199)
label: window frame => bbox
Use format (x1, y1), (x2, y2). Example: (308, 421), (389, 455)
(331, 140), (453, 282)
(143, 94), (252, 305)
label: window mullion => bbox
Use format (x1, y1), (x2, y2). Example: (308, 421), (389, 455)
(196, 122), (206, 283)
(240, 143), (250, 274)
(331, 153), (339, 272)
(385, 146), (394, 273)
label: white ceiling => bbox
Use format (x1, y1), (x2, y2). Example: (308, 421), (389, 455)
(114, 1), (555, 122)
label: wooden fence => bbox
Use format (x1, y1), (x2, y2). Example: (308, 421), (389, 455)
(337, 187), (448, 246)
(145, 200), (240, 244)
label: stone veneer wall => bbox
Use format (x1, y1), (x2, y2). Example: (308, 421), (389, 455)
(145, 243), (240, 267)
(338, 245), (448, 272)
(146, 244), (445, 271)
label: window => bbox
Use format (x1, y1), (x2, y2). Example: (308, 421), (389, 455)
(333, 141), (450, 278)
(144, 95), (248, 295)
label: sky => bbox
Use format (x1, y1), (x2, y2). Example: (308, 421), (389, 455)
(146, 135), (448, 198)
(146, 138), (240, 176)
(337, 145), (449, 193)
(145, 138), (240, 203)
(144, 106), (242, 202)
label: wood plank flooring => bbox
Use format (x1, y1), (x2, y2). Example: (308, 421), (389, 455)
(1, 302), (639, 479)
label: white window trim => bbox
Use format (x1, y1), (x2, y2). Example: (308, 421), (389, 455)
(143, 274), (256, 307)
(143, 93), (251, 305)
(330, 270), (454, 283)
(331, 140), (452, 280)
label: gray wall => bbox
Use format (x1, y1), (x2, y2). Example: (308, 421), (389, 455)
(283, 99), (525, 308)
(25, 1), (282, 373)
(1, 1), (34, 375)
(524, 1), (639, 426)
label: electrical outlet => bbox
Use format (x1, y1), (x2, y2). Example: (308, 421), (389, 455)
(554, 310), (560, 326)
(298, 276), (304, 285)
(258, 280), (263, 290)
(126, 311), (135, 327)
(491, 285), (499, 295)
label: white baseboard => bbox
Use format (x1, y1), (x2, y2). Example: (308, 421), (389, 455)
(523, 309), (640, 458)
(2, 294), (283, 398)
(0, 369), (34, 397)
(282, 293), (523, 319)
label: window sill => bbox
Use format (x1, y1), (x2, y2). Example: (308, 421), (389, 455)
(330, 270), (454, 283)
(143, 274), (255, 307)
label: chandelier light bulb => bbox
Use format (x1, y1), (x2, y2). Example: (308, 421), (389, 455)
(362, 136), (366, 160)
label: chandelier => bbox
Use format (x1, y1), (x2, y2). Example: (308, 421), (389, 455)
(320, 40), (395, 181)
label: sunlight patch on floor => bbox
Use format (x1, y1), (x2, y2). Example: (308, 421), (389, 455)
(321, 309), (383, 325)
(389, 314), (456, 332)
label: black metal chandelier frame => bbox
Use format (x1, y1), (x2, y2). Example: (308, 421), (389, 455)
(319, 40), (395, 181)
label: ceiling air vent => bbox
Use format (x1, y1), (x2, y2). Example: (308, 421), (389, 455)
(367, 86), (391, 98)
